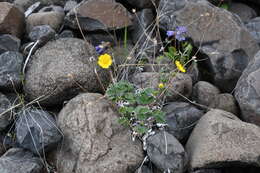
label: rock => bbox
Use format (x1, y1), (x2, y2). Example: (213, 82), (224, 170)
(191, 169), (222, 173)
(229, 3), (257, 23)
(163, 102), (204, 143)
(39, 5), (64, 13)
(235, 50), (260, 126)
(0, 34), (20, 54)
(14, 0), (66, 11)
(65, 0), (133, 31)
(28, 25), (56, 44)
(132, 72), (192, 102)
(0, 148), (43, 173)
(246, 17), (260, 44)
(0, 93), (12, 131)
(64, 0), (78, 13)
(59, 30), (74, 38)
(192, 81), (220, 107)
(135, 165), (153, 173)
(209, 93), (239, 115)
(120, 0), (158, 9)
(85, 32), (116, 46)
(26, 11), (65, 32)
(55, 93), (144, 173)
(187, 62), (200, 84)
(159, 0), (259, 92)
(24, 38), (110, 106)
(186, 109), (260, 170)
(0, 51), (23, 91)
(0, 2), (25, 38)
(15, 108), (62, 155)
(147, 131), (188, 173)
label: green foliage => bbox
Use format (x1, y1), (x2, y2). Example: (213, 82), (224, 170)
(220, 3), (229, 10)
(106, 81), (166, 136)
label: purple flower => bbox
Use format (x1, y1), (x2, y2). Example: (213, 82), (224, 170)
(166, 30), (175, 37)
(95, 45), (105, 54)
(176, 26), (187, 33)
(175, 26), (187, 41)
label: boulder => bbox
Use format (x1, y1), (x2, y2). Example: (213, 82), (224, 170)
(0, 2), (25, 38)
(246, 17), (260, 44)
(55, 93), (144, 173)
(28, 25), (56, 44)
(121, 0), (158, 9)
(65, 0), (133, 31)
(163, 102), (204, 143)
(229, 2), (257, 23)
(15, 108), (62, 155)
(0, 148), (43, 173)
(0, 51), (23, 91)
(235, 50), (260, 126)
(0, 93), (12, 131)
(24, 38), (110, 106)
(186, 109), (260, 170)
(0, 34), (20, 54)
(14, 0), (66, 11)
(158, 0), (259, 92)
(147, 131), (188, 173)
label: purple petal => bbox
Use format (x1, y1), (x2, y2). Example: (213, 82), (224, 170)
(166, 30), (175, 37)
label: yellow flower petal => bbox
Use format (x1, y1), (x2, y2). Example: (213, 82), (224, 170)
(158, 83), (165, 89)
(175, 60), (186, 73)
(98, 53), (112, 69)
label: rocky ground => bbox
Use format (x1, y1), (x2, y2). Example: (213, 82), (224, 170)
(0, 0), (260, 173)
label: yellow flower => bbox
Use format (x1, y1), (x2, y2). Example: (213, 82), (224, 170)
(98, 54), (112, 69)
(158, 83), (165, 89)
(175, 60), (186, 73)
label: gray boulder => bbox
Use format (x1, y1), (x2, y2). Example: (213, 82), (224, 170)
(235, 50), (260, 126)
(159, 0), (259, 92)
(0, 93), (12, 131)
(147, 131), (188, 173)
(24, 38), (110, 106)
(246, 17), (260, 44)
(55, 93), (144, 173)
(229, 2), (257, 23)
(122, 0), (158, 9)
(191, 169), (222, 173)
(0, 51), (23, 91)
(163, 102), (204, 143)
(15, 108), (62, 155)
(0, 148), (43, 173)
(28, 25), (56, 44)
(0, 34), (20, 54)
(186, 109), (260, 170)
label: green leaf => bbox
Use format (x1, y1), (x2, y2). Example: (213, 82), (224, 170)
(134, 125), (149, 135)
(136, 88), (155, 105)
(134, 106), (151, 120)
(118, 117), (130, 126)
(152, 110), (166, 123)
(220, 3), (229, 10)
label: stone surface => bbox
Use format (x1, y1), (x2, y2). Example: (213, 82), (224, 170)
(65, 0), (133, 31)
(191, 169), (222, 173)
(28, 25), (56, 43)
(26, 11), (64, 32)
(132, 72), (192, 102)
(0, 51), (23, 91)
(159, 0), (259, 92)
(186, 109), (260, 170)
(55, 93), (144, 173)
(121, 0), (158, 9)
(192, 81), (220, 107)
(0, 34), (20, 54)
(246, 17), (260, 44)
(64, 0), (78, 13)
(229, 3), (257, 23)
(0, 93), (12, 131)
(15, 108), (62, 155)
(24, 38), (110, 106)
(14, 0), (66, 11)
(235, 50), (260, 126)
(39, 5), (64, 13)
(0, 2), (25, 38)
(59, 30), (74, 38)
(0, 148), (43, 173)
(147, 131), (188, 173)
(209, 93), (239, 115)
(163, 102), (204, 143)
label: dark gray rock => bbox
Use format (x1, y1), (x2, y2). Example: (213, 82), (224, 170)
(191, 169), (222, 173)
(163, 102), (204, 143)
(147, 131), (188, 173)
(246, 17), (260, 44)
(85, 32), (116, 46)
(192, 81), (220, 107)
(209, 93), (239, 115)
(29, 25), (56, 44)
(0, 93), (12, 131)
(59, 30), (74, 38)
(14, 0), (66, 11)
(186, 109), (260, 170)
(0, 51), (23, 91)
(158, 0), (259, 92)
(15, 108), (62, 155)
(39, 5), (64, 13)
(122, 0), (158, 9)
(235, 50), (260, 126)
(187, 62), (200, 84)
(0, 148), (43, 173)
(0, 34), (20, 54)
(24, 38), (110, 106)
(64, 0), (77, 13)
(55, 93), (143, 173)
(229, 3), (257, 23)
(65, 0), (133, 32)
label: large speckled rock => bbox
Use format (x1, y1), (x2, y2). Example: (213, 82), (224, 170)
(246, 17), (260, 45)
(0, 2), (25, 38)
(235, 50), (260, 126)
(55, 93), (144, 173)
(186, 109), (260, 170)
(159, 0), (259, 92)
(24, 38), (110, 106)
(65, 0), (133, 31)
